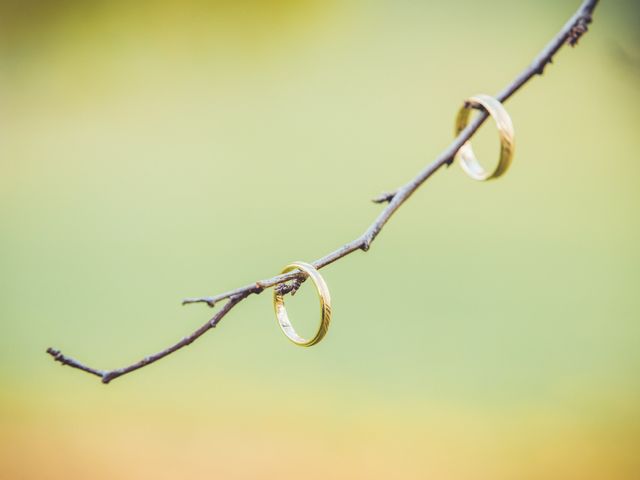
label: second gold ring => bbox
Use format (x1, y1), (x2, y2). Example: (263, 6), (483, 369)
(454, 94), (515, 181)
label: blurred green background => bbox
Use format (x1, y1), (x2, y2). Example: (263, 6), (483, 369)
(1, 0), (639, 478)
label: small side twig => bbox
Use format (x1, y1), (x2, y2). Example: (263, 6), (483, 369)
(46, 0), (599, 384)
(371, 191), (397, 204)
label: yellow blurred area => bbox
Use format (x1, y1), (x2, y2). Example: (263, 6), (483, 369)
(1, 1), (639, 478)
(1, 384), (639, 479)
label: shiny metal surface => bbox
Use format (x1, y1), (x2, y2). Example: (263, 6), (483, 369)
(273, 261), (332, 347)
(455, 94), (515, 181)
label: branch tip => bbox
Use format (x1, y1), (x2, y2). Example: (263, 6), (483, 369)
(275, 277), (305, 296)
(372, 191), (396, 204)
(46, 347), (106, 380)
(46, 347), (60, 359)
(181, 297), (215, 307)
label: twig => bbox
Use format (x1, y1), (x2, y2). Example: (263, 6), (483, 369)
(48, 293), (248, 384)
(46, 0), (599, 384)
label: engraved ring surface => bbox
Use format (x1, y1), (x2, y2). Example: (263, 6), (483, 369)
(273, 261), (332, 347)
(455, 94), (515, 181)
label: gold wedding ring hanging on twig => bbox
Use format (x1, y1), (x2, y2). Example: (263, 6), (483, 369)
(455, 94), (515, 181)
(273, 261), (332, 347)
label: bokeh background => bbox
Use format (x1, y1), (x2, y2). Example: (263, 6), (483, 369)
(1, 1), (639, 478)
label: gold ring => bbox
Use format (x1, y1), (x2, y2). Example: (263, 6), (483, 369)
(454, 94), (515, 181)
(273, 261), (331, 347)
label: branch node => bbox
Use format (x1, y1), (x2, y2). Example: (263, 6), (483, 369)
(361, 236), (373, 252)
(567, 13), (592, 47)
(275, 277), (305, 296)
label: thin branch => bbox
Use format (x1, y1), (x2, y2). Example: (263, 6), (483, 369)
(47, 0), (599, 383)
(48, 293), (248, 384)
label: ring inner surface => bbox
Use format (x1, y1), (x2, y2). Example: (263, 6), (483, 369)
(274, 263), (326, 346)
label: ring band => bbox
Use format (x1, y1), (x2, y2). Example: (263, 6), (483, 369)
(454, 94), (515, 181)
(273, 261), (332, 347)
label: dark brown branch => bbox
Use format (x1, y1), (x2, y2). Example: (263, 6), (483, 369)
(46, 0), (599, 383)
